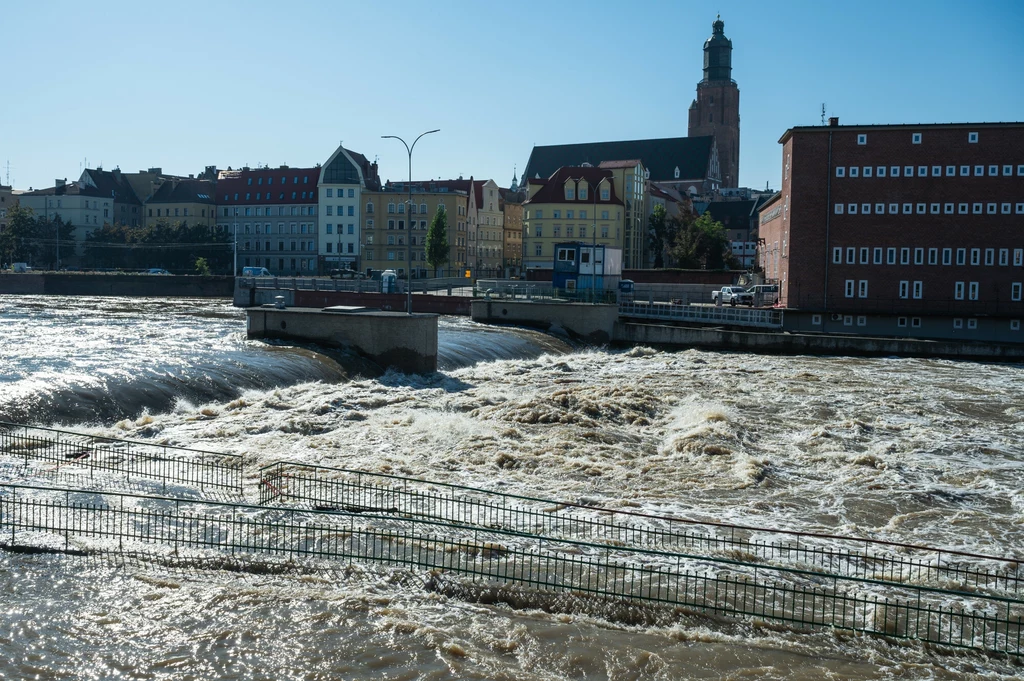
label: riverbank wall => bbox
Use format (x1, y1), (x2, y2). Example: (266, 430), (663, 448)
(0, 273), (233, 298)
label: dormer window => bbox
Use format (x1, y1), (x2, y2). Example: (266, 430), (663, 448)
(578, 184), (587, 200)
(674, 166), (680, 179)
(600, 185), (609, 201)
(565, 183), (575, 200)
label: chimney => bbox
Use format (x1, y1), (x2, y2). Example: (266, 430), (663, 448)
(828, 117), (839, 127)
(55, 179), (66, 188)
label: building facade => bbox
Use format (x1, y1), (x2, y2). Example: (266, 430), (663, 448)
(16, 180), (111, 261)
(688, 16), (740, 189)
(759, 120), (1024, 342)
(79, 168), (143, 227)
(318, 145), (379, 273)
(0, 184), (12, 234)
(217, 166), (319, 275)
(144, 179), (216, 228)
(473, 179), (504, 278)
(500, 184), (525, 277)
(522, 162), (647, 271)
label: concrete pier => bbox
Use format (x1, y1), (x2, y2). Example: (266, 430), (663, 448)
(246, 306), (438, 373)
(471, 300), (619, 344)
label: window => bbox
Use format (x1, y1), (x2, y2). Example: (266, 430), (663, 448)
(846, 247), (856, 264)
(876, 203), (885, 214)
(930, 203), (939, 214)
(857, 134), (867, 145)
(565, 186), (575, 200)
(912, 281), (923, 299)
(1018, 203), (1024, 214)
(914, 248), (924, 265)
(566, 210), (574, 219)
(1013, 320), (1021, 331)
(832, 247), (843, 264)
(973, 165), (986, 176)
(348, 189), (355, 198)
(535, 225), (542, 237)
(946, 166), (956, 177)
(860, 247), (869, 264)
(1003, 203), (1012, 214)
(889, 203), (898, 214)
(989, 165), (999, 176)
(944, 203), (954, 214)
(812, 314), (822, 325)
(918, 166), (928, 177)
(912, 318), (922, 328)
(999, 248), (1009, 266)
(928, 248), (938, 265)
(534, 210), (542, 218)
(900, 248), (910, 265)
(1019, 165), (1024, 176)
(973, 203), (982, 214)
(535, 243), (542, 256)
(835, 203), (844, 214)
(836, 166), (846, 178)
(968, 131), (978, 143)
(912, 133), (922, 144)
(899, 281), (909, 299)
(326, 224), (333, 234)
(848, 203), (857, 214)
(903, 203), (912, 214)
(958, 203), (968, 214)
(898, 317), (908, 328)
(985, 248), (994, 266)
(969, 282), (979, 300)
(985, 203), (996, 214)
(1016, 249), (1024, 266)
(931, 166), (941, 177)
(970, 248), (980, 265)
(891, 166), (900, 177)
(326, 188), (333, 198)
(956, 248), (966, 265)
(967, 318), (977, 330)
(857, 316), (867, 327)
(942, 248), (951, 265)
(1005, 165), (1014, 176)
(873, 247), (882, 264)
(858, 280), (868, 298)
(877, 166), (886, 177)
(887, 247), (896, 265)
(916, 203), (926, 214)
(954, 318), (963, 329)
(960, 165), (970, 176)
(861, 203), (870, 214)
(863, 167), (872, 178)
(843, 315), (853, 327)
(849, 167), (859, 178)
(1013, 283), (1022, 302)
(326, 206), (333, 216)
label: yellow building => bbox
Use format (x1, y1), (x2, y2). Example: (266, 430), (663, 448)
(143, 179), (216, 228)
(522, 161), (648, 271)
(500, 187), (524, 276)
(361, 181), (471, 278)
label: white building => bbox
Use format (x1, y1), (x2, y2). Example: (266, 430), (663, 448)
(318, 145), (379, 272)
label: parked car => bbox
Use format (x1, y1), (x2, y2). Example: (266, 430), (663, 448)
(145, 268), (171, 275)
(746, 284), (779, 306)
(242, 267), (272, 277)
(712, 286), (753, 306)
(329, 268), (364, 280)
(12, 262), (32, 273)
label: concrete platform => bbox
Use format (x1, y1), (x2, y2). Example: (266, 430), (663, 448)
(246, 306), (438, 373)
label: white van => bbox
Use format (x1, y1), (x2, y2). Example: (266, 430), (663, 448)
(242, 267), (272, 277)
(12, 263), (31, 273)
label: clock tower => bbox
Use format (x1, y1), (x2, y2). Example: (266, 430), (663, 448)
(688, 16), (740, 188)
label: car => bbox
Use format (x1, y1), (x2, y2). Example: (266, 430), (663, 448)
(746, 284), (779, 306)
(712, 286), (753, 306)
(329, 269), (364, 280)
(242, 267), (272, 277)
(145, 268), (171, 275)
(12, 262), (32, 273)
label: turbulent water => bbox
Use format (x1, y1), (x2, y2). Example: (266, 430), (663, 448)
(1, 295), (1022, 679)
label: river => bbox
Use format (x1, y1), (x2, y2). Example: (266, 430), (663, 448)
(0, 295), (1021, 679)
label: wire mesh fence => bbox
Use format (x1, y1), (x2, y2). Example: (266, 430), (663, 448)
(0, 422), (243, 496)
(1, 481), (1020, 657)
(259, 461), (1024, 601)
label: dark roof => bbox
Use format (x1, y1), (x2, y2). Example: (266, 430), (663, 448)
(218, 166), (320, 204)
(20, 182), (107, 198)
(523, 136), (715, 183)
(385, 178), (472, 194)
(524, 166), (623, 206)
(147, 179), (216, 205)
(780, 121), (1024, 143)
(81, 169), (142, 205)
(703, 199), (756, 226)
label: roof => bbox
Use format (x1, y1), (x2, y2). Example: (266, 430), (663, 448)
(218, 167), (320, 204)
(523, 136), (715, 183)
(524, 166), (623, 206)
(147, 179), (216, 205)
(598, 159), (642, 169)
(80, 169), (142, 205)
(19, 182), (107, 198)
(384, 178), (472, 195)
(780, 121), (1024, 143)
(702, 199), (757, 226)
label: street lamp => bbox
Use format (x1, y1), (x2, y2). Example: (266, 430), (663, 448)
(382, 129), (440, 315)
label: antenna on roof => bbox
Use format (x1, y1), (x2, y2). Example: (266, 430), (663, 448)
(820, 103), (826, 126)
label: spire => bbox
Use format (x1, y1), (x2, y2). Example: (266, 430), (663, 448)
(510, 166), (519, 192)
(702, 15), (732, 82)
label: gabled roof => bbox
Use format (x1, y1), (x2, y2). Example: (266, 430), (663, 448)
(523, 136), (715, 183)
(20, 182), (107, 198)
(524, 166), (623, 206)
(218, 166), (320, 204)
(80, 169), (142, 205)
(703, 199), (757, 226)
(147, 179), (216, 204)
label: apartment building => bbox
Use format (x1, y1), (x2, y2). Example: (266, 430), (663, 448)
(0, 184), (12, 233)
(318, 145), (379, 272)
(473, 179), (504, 278)
(522, 162), (648, 271)
(144, 179), (216, 228)
(78, 168), (143, 227)
(361, 181), (471, 278)
(500, 183), (525, 277)
(16, 179), (112, 260)
(759, 120), (1024, 342)
(217, 166), (319, 275)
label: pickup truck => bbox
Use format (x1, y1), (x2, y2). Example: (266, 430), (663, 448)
(712, 286), (753, 306)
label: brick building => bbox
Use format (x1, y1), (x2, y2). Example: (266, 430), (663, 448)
(760, 120), (1024, 342)
(688, 16), (740, 189)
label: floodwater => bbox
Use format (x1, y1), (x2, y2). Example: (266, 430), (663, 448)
(0, 295), (1022, 679)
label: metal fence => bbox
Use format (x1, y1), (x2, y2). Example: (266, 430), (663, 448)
(1, 481), (1020, 656)
(618, 300), (784, 328)
(258, 462), (1022, 601)
(0, 423), (243, 496)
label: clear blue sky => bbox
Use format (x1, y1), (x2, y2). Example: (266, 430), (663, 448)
(3, 0), (1021, 193)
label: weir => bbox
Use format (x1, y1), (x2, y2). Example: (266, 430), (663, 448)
(1, 425), (1021, 657)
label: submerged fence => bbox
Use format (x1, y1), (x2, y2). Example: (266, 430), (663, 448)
(0, 422), (243, 496)
(259, 461), (1024, 601)
(1, 481), (1021, 656)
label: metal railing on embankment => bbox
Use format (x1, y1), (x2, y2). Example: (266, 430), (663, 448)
(618, 300), (784, 329)
(259, 462), (1023, 601)
(0, 422), (243, 497)
(1, 481), (1021, 656)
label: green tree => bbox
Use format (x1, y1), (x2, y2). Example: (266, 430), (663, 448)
(426, 204), (450, 277)
(669, 211), (736, 270)
(1, 205), (42, 265)
(194, 256), (211, 275)
(647, 203), (687, 269)
(34, 215), (75, 270)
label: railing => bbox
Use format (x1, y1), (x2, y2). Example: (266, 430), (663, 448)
(2, 481), (1020, 656)
(258, 462), (1022, 600)
(0, 423), (243, 496)
(618, 300), (784, 328)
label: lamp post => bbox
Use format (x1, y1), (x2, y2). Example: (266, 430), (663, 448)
(591, 176), (599, 303)
(382, 129), (440, 315)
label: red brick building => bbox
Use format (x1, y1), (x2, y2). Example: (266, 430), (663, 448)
(760, 120), (1024, 342)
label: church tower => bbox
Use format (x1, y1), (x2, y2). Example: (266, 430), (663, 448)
(688, 16), (740, 188)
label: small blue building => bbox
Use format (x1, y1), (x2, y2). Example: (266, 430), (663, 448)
(552, 242), (623, 294)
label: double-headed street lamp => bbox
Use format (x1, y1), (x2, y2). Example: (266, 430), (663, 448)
(382, 129), (440, 315)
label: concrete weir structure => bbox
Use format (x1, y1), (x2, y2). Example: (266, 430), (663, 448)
(246, 306), (438, 373)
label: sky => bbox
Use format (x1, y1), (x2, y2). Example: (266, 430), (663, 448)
(2, 0), (1022, 193)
